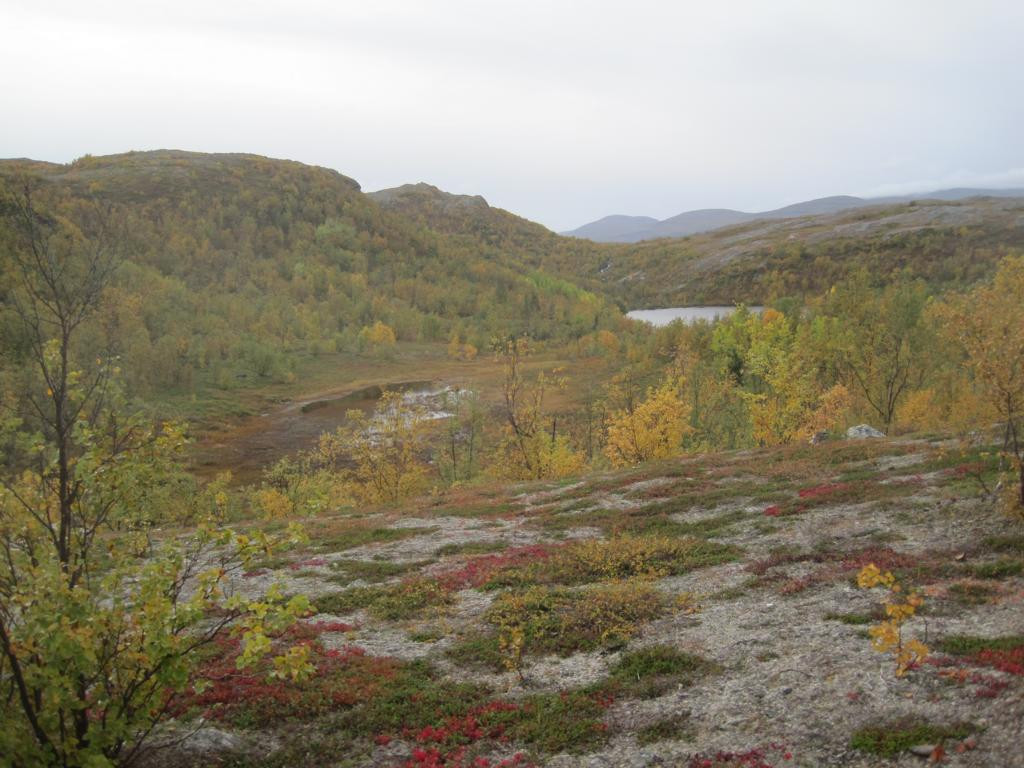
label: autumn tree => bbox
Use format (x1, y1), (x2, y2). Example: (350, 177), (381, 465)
(825, 273), (933, 429)
(0, 188), (309, 768)
(604, 373), (692, 467)
(742, 309), (850, 445)
(935, 255), (1024, 510)
(358, 320), (397, 353)
(492, 337), (583, 480)
(318, 390), (432, 503)
(446, 330), (477, 361)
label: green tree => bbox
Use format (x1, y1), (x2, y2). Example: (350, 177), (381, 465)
(435, 389), (485, 486)
(826, 273), (933, 429)
(0, 189), (308, 767)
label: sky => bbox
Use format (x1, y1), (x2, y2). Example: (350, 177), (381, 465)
(2, 1), (1023, 231)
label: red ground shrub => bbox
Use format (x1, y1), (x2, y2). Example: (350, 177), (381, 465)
(438, 545), (554, 590)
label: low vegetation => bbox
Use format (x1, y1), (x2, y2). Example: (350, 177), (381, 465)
(850, 719), (975, 758)
(596, 645), (717, 699)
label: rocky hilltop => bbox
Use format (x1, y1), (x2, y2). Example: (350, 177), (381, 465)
(155, 435), (1024, 767)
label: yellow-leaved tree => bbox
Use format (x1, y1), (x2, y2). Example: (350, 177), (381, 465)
(743, 309), (851, 446)
(492, 337), (584, 480)
(358, 320), (397, 352)
(604, 375), (692, 467)
(447, 331), (478, 361)
(935, 254), (1024, 512)
(317, 390), (432, 503)
(0, 187), (310, 768)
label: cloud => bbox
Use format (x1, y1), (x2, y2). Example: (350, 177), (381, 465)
(1, 0), (1022, 230)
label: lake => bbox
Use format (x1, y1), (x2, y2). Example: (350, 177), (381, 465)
(626, 305), (764, 327)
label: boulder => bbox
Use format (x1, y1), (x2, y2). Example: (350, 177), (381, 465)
(846, 424), (885, 439)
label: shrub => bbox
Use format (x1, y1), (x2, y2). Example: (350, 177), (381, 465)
(486, 535), (738, 588)
(937, 635), (1024, 676)
(327, 558), (430, 585)
(471, 582), (667, 676)
(857, 564), (928, 676)
(850, 719), (974, 757)
(316, 579), (453, 620)
(637, 714), (694, 745)
(597, 645), (716, 699)
(969, 559), (1023, 579)
(173, 637), (400, 727)
(312, 523), (435, 553)
(497, 690), (610, 754)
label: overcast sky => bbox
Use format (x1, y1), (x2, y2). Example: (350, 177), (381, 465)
(2, 1), (1023, 231)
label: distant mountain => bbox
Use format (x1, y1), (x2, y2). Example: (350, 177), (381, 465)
(564, 214), (658, 242)
(564, 188), (1024, 242)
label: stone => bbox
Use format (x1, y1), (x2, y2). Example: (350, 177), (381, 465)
(178, 727), (246, 754)
(846, 424), (885, 439)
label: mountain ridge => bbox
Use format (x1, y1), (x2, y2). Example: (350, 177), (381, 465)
(565, 188), (1024, 242)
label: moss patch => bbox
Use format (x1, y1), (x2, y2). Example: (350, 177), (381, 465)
(596, 645), (716, 699)
(315, 579), (452, 620)
(850, 719), (974, 757)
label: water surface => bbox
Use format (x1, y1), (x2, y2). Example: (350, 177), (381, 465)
(626, 306), (764, 327)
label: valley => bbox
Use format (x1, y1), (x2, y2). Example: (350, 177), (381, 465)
(2, 151), (1023, 768)
(3, 4), (1022, 767)
(188, 347), (601, 483)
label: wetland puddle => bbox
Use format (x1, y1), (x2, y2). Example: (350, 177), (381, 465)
(192, 380), (457, 483)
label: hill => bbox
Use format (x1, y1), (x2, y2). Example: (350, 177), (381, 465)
(360, 178), (1024, 308)
(362, 181), (1024, 308)
(553, 197), (1024, 307)
(153, 435), (1024, 767)
(565, 189), (1024, 242)
(368, 181), (561, 252)
(0, 151), (623, 406)
(4, 150), (1023, 405)
(559, 214), (659, 242)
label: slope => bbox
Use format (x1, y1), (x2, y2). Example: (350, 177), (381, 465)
(0, 151), (623, 406)
(156, 435), (1024, 767)
(566, 189), (1024, 242)
(556, 198), (1024, 307)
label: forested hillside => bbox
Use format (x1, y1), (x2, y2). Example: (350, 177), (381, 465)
(0, 151), (622, 400)
(586, 197), (1024, 307)
(3, 150), (1022, 426)
(367, 176), (1024, 308)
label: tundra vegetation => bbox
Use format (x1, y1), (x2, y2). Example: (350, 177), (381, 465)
(0, 153), (1022, 767)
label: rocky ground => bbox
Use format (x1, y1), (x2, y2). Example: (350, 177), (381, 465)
(154, 436), (1024, 768)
